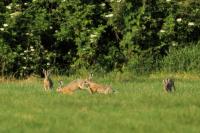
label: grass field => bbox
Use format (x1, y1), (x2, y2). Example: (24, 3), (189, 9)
(0, 73), (200, 133)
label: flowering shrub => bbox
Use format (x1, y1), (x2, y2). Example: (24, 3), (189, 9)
(0, 0), (199, 77)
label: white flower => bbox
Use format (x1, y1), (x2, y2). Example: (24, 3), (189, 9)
(23, 57), (27, 60)
(172, 42), (178, 46)
(0, 28), (4, 31)
(49, 26), (53, 29)
(30, 46), (35, 52)
(90, 34), (97, 38)
(22, 66), (27, 69)
(142, 25), (146, 30)
(55, 30), (58, 33)
(24, 50), (28, 53)
(160, 29), (165, 33)
(101, 3), (106, 7)
(6, 5), (11, 10)
(24, 3), (28, 5)
(178, 2), (183, 5)
(166, 0), (171, 2)
(10, 11), (22, 18)
(47, 63), (50, 66)
(105, 14), (114, 18)
(3, 24), (8, 27)
(90, 39), (94, 43)
(20, 53), (24, 56)
(62, 0), (66, 2)
(188, 22), (195, 26)
(29, 33), (33, 37)
(117, 0), (121, 2)
(16, 4), (20, 7)
(176, 18), (182, 22)
(25, 33), (30, 35)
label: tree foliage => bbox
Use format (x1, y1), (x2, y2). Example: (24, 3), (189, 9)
(0, 0), (199, 77)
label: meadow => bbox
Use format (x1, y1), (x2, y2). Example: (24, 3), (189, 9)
(0, 73), (200, 133)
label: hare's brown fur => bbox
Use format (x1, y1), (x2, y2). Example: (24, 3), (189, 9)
(84, 80), (113, 94)
(56, 79), (85, 94)
(43, 69), (53, 91)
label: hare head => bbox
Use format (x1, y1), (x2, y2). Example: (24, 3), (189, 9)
(87, 72), (93, 81)
(81, 73), (93, 88)
(56, 80), (63, 92)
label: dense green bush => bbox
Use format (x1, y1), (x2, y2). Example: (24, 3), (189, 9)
(161, 42), (200, 73)
(110, 0), (200, 74)
(0, 0), (199, 77)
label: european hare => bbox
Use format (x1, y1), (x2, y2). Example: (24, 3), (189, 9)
(43, 69), (53, 91)
(163, 78), (175, 92)
(56, 79), (86, 94)
(83, 80), (113, 94)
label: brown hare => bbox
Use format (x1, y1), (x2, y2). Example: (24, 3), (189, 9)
(83, 79), (113, 94)
(43, 69), (53, 91)
(163, 78), (175, 92)
(56, 79), (86, 94)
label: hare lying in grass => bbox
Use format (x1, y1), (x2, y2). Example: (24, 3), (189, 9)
(43, 69), (53, 91)
(83, 79), (113, 94)
(163, 78), (175, 92)
(56, 79), (86, 94)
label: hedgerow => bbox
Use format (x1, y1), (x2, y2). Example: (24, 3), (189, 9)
(0, 0), (199, 77)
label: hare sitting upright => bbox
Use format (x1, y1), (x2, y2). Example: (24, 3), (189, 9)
(163, 78), (175, 92)
(43, 69), (53, 91)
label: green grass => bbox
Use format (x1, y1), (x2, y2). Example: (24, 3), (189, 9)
(0, 74), (200, 133)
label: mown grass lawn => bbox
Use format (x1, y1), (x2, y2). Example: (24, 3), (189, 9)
(0, 74), (200, 133)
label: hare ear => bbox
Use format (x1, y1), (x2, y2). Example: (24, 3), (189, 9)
(163, 79), (166, 84)
(58, 80), (62, 88)
(43, 69), (47, 77)
(42, 69), (45, 74)
(88, 72), (93, 81)
(59, 80), (63, 86)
